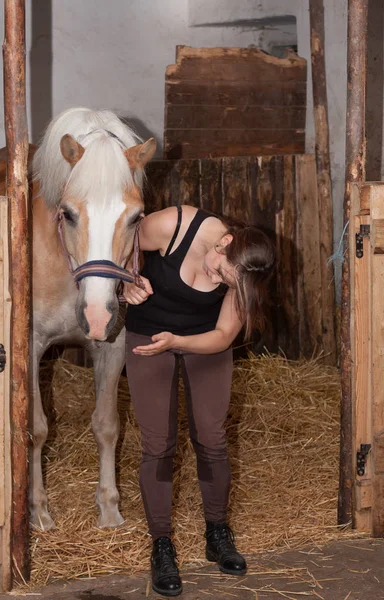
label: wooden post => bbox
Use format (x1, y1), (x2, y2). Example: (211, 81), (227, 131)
(339, 0), (368, 526)
(309, 0), (336, 364)
(3, 0), (30, 583)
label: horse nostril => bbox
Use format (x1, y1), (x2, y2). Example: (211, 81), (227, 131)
(106, 298), (118, 315)
(77, 306), (90, 336)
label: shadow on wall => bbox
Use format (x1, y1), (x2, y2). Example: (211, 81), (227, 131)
(366, 0), (384, 181)
(121, 115), (162, 158)
(30, 0), (52, 143)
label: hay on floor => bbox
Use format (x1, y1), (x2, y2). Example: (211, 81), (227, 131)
(27, 353), (358, 586)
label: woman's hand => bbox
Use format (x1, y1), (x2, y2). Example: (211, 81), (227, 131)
(123, 276), (153, 304)
(132, 332), (176, 356)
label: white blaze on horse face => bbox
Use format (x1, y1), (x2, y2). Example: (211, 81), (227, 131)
(83, 195), (126, 340)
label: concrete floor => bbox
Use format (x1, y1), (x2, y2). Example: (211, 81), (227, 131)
(3, 537), (384, 600)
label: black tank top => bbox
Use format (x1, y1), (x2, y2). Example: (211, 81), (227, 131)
(125, 206), (227, 336)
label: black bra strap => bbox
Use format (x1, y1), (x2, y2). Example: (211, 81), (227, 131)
(165, 205), (182, 256)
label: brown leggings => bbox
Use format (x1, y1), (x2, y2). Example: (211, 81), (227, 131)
(125, 331), (233, 540)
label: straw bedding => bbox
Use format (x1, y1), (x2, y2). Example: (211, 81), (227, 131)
(29, 353), (357, 586)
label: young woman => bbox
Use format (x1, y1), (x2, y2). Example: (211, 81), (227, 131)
(124, 204), (275, 597)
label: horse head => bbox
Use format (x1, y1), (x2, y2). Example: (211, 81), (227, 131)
(34, 108), (156, 341)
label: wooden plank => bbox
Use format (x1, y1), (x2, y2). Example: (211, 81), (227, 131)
(309, 0), (336, 365)
(250, 156), (280, 232)
(165, 105), (305, 130)
(295, 155), (323, 356)
(166, 46), (307, 83)
(165, 80), (307, 108)
(355, 480), (373, 511)
(0, 199), (6, 529)
(221, 157), (251, 222)
(200, 158), (222, 215)
(275, 156), (300, 358)
(251, 155), (282, 354)
(164, 128), (305, 160)
(0, 195), (12, 590)
(144, 160), (175, 212)
(350, 184), (372, 532)
(369, 184), (384, 536)
(372, 218), (384, 254)
(168, 160), (201, 208)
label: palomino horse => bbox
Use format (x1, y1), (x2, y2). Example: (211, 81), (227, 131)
(31, 107), (156, 530)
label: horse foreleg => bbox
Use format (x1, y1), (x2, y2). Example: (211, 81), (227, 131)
(88, 329), (126, 528)
(29, 339), (55, 530)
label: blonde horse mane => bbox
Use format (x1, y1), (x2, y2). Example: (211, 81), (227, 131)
(33, 107), (144, 208)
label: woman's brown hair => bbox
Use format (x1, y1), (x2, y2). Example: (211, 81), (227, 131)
(221, 217), (276, 340)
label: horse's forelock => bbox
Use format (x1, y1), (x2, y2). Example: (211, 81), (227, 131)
(33, 108), (144, 208)
(66, 136), (136, 209)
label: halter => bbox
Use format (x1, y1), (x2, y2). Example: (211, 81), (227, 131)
(55, 209), (145, 298)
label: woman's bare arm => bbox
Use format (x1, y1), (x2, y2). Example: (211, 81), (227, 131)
(132, 289), (243, 355)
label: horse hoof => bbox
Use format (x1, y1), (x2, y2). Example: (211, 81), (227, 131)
(30, 512), (56, 531)
(97, 512), (125, 529)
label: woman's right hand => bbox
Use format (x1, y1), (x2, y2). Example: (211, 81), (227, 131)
(123, 276), (153, 304)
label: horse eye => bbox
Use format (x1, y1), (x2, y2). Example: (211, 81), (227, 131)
(62, 210), (76, 224)
(129, 212), (144, 226)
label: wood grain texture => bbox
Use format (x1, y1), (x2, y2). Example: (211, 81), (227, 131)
(0, 196), (12, 591)
(164, 46), (306, 159)
(165, 81), (307, 108)
(368, 185), (384, 537)
(350, 184), (372, 532)
(164, 128), (305, 160)
(295, 155), (323, 356)
(3, 0), (30, 584)
(309, 0), (336, 365)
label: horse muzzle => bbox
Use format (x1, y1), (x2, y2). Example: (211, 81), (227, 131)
(77, 296), (119, 341)
(73, 259), (144, 341)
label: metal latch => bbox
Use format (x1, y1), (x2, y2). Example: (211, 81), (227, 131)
(356, 224), (370, 258)
(0, 344), (5, 373)
(356, 444), (371, 476)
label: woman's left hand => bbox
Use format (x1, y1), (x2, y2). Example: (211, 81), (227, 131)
(132, 332), (176, 356)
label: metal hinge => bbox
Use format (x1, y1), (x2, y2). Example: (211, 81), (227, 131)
(356, 444), (371, 476)
(356, 224), (370, 258)
(0, 344), (5, 373)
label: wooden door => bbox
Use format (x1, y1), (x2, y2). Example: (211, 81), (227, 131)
(0, 194), (12, 590)
(350, 181), (384, 535)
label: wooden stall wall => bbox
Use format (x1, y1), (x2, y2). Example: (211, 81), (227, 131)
(164, 46), (306, 160)
(145, 153), (334, 361)
(350, 181), (384, 536)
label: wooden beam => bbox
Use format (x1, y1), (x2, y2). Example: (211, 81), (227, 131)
(3, 0), (30, 583)
(339, 0), (368, 526)
(309, 0), (336, 364)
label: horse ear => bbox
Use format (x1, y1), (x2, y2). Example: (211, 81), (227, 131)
(60, 134), (85, 167)
(125, 138), (157, 170)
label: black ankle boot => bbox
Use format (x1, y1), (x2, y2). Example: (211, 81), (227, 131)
(205, 522), (247, 575)
(151, 536), (183, 597)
